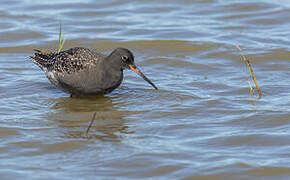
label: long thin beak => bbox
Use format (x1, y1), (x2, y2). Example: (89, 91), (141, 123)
(129, 65), (158, 90)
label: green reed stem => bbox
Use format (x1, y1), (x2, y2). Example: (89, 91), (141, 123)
(58, 23), (66, 52)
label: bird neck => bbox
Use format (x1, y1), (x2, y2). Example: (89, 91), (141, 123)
(104, 53), (122, 72)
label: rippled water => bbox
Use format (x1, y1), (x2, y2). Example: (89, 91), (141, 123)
(0, 0), (290, 179)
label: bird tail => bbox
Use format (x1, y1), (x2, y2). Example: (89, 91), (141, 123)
(30, 49), (56, 70)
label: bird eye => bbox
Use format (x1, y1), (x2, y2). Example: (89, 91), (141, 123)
(121, 55), (129, 61)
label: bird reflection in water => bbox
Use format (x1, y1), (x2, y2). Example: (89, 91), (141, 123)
(46, 95), (136, 142)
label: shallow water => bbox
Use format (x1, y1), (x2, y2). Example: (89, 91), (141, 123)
(0, 0), (290, 179)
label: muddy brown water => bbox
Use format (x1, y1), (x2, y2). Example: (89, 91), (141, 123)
(0, 0), (290, 179)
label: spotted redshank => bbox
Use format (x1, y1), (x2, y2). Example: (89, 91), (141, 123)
(30, 47), (158, 96)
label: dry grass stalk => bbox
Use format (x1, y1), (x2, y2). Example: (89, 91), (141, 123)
(236, 45), (262, 98)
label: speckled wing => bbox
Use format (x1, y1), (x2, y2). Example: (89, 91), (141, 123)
(30, 47), (104, 73)
(31, 47), (110, 94)
(52, 47), (105, 74)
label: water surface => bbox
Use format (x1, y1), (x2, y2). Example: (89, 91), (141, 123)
(0, 0), (290, 179)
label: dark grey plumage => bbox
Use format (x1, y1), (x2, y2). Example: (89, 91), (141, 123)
(30, 47), (157, 96)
